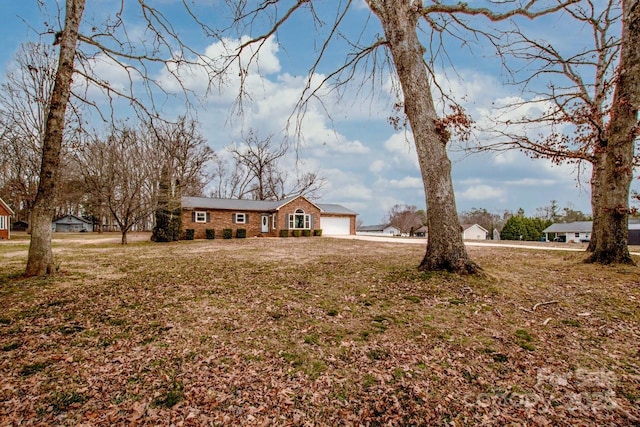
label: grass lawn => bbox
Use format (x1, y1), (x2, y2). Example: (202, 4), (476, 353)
(1, 232), (639, 425)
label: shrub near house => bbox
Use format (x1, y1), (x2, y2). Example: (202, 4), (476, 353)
(181, 195), (357, 239)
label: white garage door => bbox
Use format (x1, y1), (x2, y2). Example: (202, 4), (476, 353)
(320, 217), (351, 235)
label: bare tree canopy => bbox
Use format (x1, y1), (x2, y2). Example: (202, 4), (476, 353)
(0, 43), (60, 226)
(21, 0), (217, 275)
(468, 0), (639, 264)
(385, 204), (426, 235)
(216, 129), (326, 201)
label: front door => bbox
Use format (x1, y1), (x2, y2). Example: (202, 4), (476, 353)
(261, 215), (270, 233)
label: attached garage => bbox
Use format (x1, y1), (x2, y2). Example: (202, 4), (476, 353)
(320, 216), (352, 235)
(317, 203), (357, 235)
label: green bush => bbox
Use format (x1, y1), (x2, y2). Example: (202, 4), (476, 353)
(279, 229), (289, 238)
(302, 229), (311, 237)
(205, 229), (215, 239)
(223, 229), (233, 239)
(236, 228), (247, 238)
(292, 229), (301, 237)
(185, 229), (195, 240)
(313, 229), (323, 236)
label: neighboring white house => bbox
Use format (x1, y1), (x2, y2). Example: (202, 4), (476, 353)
(543, 221), (640, 244)
(52, 214), (93, 232)
(356, 224), (400, 237)
(462, 223), (489, 240)
(543, 221), (592, 243)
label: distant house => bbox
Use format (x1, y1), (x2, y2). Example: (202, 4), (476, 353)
(0, 197), (15, 240)
(181, 195), (357, 239)
(414, 225), (428, 238)
(52, 214), (93, 232)
(544, 220), (640, 244)
(629, 223), (640, 245)
(462, 223), (489, 240)
(356, 224), (400, 237)
(543, 221), (593, 243)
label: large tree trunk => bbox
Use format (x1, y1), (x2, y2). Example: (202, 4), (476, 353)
(585, 0), (639, 265)
(373, 2), (479, 274)
(25, 0), (86, 276)
(587, 150), (605, 253)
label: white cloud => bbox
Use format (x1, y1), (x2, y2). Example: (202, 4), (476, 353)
(384, 176), (423, 189)
(459, 185), (506, 201)
(369, 160), (385, 173)
(504, 178), (557, 186)
(383, 132), (419, 169)
(330, 183), (373, 200)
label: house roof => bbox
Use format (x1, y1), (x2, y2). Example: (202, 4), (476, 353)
(182, 195), (356, 215)
(543, 221), (593, 233)
(357, 224), (397, 232)
(0, 197), (15, 216)
(317, 203), (357, 216)
(462, 223), (488, 233)
(53, 214), (92, 224)
(415, 225), (428, 233)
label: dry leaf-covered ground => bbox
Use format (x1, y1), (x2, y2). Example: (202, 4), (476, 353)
(1, 233), (639, 426)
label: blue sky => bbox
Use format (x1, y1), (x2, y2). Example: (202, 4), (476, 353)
(1, 1), (609, 225)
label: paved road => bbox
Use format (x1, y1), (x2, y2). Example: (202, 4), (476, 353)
(328, 234), (640, 256)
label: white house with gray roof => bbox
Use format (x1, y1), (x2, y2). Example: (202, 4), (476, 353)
(543, 221), (592, 243)
(356, 224), (400, 237)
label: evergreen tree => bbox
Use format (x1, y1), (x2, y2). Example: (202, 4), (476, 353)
(152, 164), (181, 242)
(500, 215), (552, 241)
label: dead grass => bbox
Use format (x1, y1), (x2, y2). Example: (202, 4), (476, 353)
(0, 233), (639, 425)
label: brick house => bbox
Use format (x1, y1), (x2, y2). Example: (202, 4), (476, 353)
(0, 197), (15, 240)
(181, 195), (357, 239)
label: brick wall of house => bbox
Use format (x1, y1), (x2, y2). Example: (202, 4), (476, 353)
(274, 198), (322, 232)
(0, 217), (8, 239)
(182, 209), (265, 239)
(0, 204), (11, 239)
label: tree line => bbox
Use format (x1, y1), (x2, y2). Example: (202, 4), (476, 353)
(383, 201), (592, 241)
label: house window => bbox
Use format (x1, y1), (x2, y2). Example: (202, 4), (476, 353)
(233, 213), (248, 224)
(195, 211), (207, 223)
(272, 214), (277, 230)
(289, 209), (311, 229)
(0, 216), (5, 230)
(575, 233), (580, 238)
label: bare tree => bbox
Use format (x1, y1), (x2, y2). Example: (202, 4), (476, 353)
(25, 0), (85, 276)
(228, 131), (287, 200)
(23, 0), (216, 275)
(0, 42), (64, 226)
(149, 116), (216, 197)
(208, 154), (248, 199)
(227, 130), (325, 200)
(76, 125), (154, 245)
(459, 208), (505, 235)
(385, 204), (426, 235)
(474, 0), (639, 264)
(209, 0), (572, 274)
